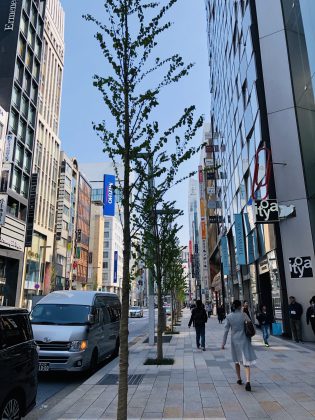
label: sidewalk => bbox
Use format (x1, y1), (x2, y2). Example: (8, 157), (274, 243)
(31, 309), (315, 420)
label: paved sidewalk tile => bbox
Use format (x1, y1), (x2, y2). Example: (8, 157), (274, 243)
(37, 309), (315, 420)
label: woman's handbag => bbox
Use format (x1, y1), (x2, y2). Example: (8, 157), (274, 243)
(244, 315), (256, 338)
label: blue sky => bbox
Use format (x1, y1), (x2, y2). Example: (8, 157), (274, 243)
(60, 0), (210, 245)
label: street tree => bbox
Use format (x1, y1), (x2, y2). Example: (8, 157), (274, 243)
(84, 1), (203, 418)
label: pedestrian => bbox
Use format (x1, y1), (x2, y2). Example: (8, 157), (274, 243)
(257, 305), (273, 347)
(188, 299), (208, 351)
(288, 296), (303, 343)
(243, 300), (251, 320)
(221, 300), (257, 392)
(205, 302), (212, 318)
(217, 304), (225, 323)
(306, 296), (315, 337)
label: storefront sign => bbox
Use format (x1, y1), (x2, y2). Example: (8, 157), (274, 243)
(113, 250), (118, 283)
(206, 170), (216, 180)
(198, 166), (203, 183)
(247, 233), (255, 264)
(4, 0), (17, 31)
(234, 214), (246, 265)
(0, 194), (7, 225)
(103, 174), (115, 216)
(221, 235), (230, 276)
(289, 256), (313, 278)
(208, 200), (221, 209)
(209, 215), (223, 224)
(0, 168), (10, 193)
(254, 199), (279, 224)
(200, 198), (206, 217)
(25, 173), (38, 247)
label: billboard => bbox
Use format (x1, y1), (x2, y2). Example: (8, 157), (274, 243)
(103, 174), (115, 216)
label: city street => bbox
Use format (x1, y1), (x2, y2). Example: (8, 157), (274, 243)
(34, 309), (149, 411)
(33, 309), (315, 420)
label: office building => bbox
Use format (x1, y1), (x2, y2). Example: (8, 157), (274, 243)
(80, 162), (124, 297)
(205, 0), (315, 339)
(22, 0), (64, 304)
(0, 0), (46, 306)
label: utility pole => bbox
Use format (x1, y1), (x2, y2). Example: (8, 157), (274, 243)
(148, 156), (155, 346)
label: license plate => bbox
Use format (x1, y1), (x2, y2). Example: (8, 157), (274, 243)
(38, 362), (50, 372)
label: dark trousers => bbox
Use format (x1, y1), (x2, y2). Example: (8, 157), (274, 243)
(290, 318), (302, 341)
(195, 324), (205, 348)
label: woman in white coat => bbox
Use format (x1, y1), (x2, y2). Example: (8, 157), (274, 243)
(221, 300), (257, 391)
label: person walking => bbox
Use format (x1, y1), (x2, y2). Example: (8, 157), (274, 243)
(205, 302), (212, 318)
(257, 305), (273, 347)
(221, 300), (257, 391)
(188, 300), (208, 350)
(288, 296), (303, 343)
(306, 296), (315, 337)
(217, 304), (225, 324)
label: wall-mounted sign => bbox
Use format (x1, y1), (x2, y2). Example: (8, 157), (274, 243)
(198, 166), (203, 183)
(0, 168), (10, 193)
(25, 173), (38, 247)
(209, 215), (223, 224)
(207, 186), (216, 195)
(204, 158), (214, 167)
(103, 174), (115, 216)
(201, 220), (206, 240)
(4, 135), (14, 162)
(4, 0), (18, 31)
(234, 214), (246, 265)
(113, 250), (118, 283)
(254, 199), (279, 224)
(206, 145), (219, 153)
(0, 194), (7, 225)
(200, 198), (206, 217)
(289, 256), (313, 278)
(208, 200), (221, 209)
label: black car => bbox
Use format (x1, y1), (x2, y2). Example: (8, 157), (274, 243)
(0, 307), (38, 419)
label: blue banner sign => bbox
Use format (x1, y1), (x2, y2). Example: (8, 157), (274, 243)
(221, 235), (230, 276)
(103, 174), (115, 216)
(234, 214), (246, 265)
(113, 251), (118, 283)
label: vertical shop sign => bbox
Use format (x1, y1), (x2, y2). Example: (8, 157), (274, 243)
(0, 194), (7, 225)
(25, 174), (38, 247)
(234, 214), (246, 265)
(221, 235), (230, 276)
(113, 251), (118, 283)
(103, 174), (115, 216)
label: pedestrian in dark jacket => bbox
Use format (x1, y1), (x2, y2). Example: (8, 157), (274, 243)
(306, 296), (315, 337)
(257, 305), (273, 347)
(217, 305), (225, 323)
(288, 296), (303, 343)
(188, 300), (208, 350)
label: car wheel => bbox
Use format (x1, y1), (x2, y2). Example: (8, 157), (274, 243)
(1, 394), (22, 420)
(89, 349), (98, 374)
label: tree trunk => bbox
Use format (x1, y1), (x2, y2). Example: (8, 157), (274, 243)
(156, 270), (164, 362)
(117, 2), (130, 419)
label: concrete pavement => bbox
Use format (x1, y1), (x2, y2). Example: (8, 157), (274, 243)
(29, 308), (315, 419)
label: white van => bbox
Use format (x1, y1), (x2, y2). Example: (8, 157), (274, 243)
(30, 291), (121, 372)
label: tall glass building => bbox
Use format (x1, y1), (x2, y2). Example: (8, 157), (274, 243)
(0, 0), (46, 306)
(205, 0), (315, 340)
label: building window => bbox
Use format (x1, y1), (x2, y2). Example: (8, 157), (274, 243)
(63, 205), (69, 217)
(104, 231), (109, 238)
(21, 95), (28, 118)
(20, 175), (29, 198)
(105, 221), (110, 228)
(14, 144), (23, 167)
(17, 119), (26, 141)
(12, 85), (21, 108)
(11, 168), (21, 193)
(18, 37), (26, 59)
(104, 241), (109, 248)
(25, 128), (34, 149)
(9, 110), (18, 133)
(23, 71), (31, 95)
(103, 251), (108, 258)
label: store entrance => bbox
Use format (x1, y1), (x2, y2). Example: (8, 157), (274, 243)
(258, 271), (272, 312)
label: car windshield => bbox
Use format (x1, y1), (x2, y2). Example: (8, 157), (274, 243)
(30, 304), (91, 325)
(130, 306), (140, 310)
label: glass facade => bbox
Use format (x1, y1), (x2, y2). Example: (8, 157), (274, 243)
(205, 0), (284, 321)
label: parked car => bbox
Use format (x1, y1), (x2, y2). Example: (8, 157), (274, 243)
(129, 306), (143, 318)
(0, 307), (39, 419)
(30, 291), (121, 372)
